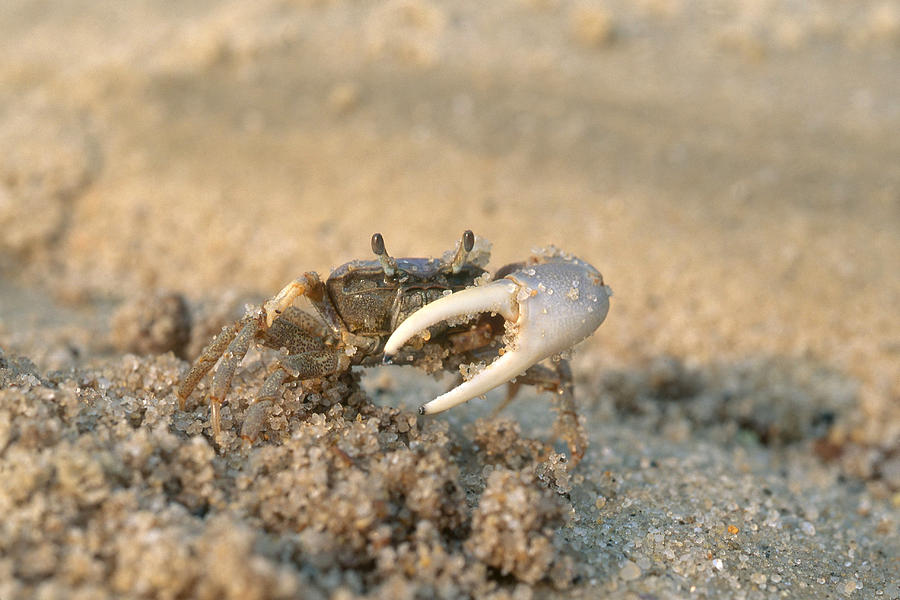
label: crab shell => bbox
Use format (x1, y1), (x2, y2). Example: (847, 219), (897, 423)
(383, 253), (612, 414)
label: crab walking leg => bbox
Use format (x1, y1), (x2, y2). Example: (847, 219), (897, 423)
(263, 274), (316, 326)
(239, 371), (287, 444)
(503, 361), (587, 465)
(240, 350), (349, 443)
(209, 318), (258, 442)
(549, 360), (587, 465)
(490, 362), (559, 418)
(256, 367), (291, 404)
(262, 272), (345, 339)
(177, 322), (240, 409)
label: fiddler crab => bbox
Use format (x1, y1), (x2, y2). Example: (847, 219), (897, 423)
(177, 231), (611, 465)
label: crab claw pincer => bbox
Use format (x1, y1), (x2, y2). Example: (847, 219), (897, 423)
(383, 252), (612, 415)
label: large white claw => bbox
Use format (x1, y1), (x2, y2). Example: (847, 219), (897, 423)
(383, 253), (612, 414)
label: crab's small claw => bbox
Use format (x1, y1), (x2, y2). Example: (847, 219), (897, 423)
(383, 252), (612, 414)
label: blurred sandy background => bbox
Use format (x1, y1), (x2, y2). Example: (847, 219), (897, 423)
(1, 0), (899, 597)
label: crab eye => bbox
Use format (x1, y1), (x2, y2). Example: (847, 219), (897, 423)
(371, 232), (398, 277)
(371, 233), (386, 256)
(462, 230), (475, 252)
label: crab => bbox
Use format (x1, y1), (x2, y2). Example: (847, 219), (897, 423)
(177, 231), (611, 464)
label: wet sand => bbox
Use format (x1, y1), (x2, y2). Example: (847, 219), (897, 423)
(1, 0), (898, 597)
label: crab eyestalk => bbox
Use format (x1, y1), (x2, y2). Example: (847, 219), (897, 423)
(445, 229), (476, 273)
(384, 255), (612, 414)
(371, 232), (398, 278)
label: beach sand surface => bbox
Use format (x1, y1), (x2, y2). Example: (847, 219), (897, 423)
(1, 1), (898, 597)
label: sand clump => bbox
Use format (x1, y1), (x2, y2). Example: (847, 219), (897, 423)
(110, 291), (192, 359)
(467, 468), (572, 587)
(0, 346), (577, 599)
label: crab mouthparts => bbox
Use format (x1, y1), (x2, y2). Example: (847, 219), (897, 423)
(383, 281), (519, 363)
(382, 258), (611, 415)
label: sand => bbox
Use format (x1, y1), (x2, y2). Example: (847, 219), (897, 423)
(1, 0), (898, 598)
